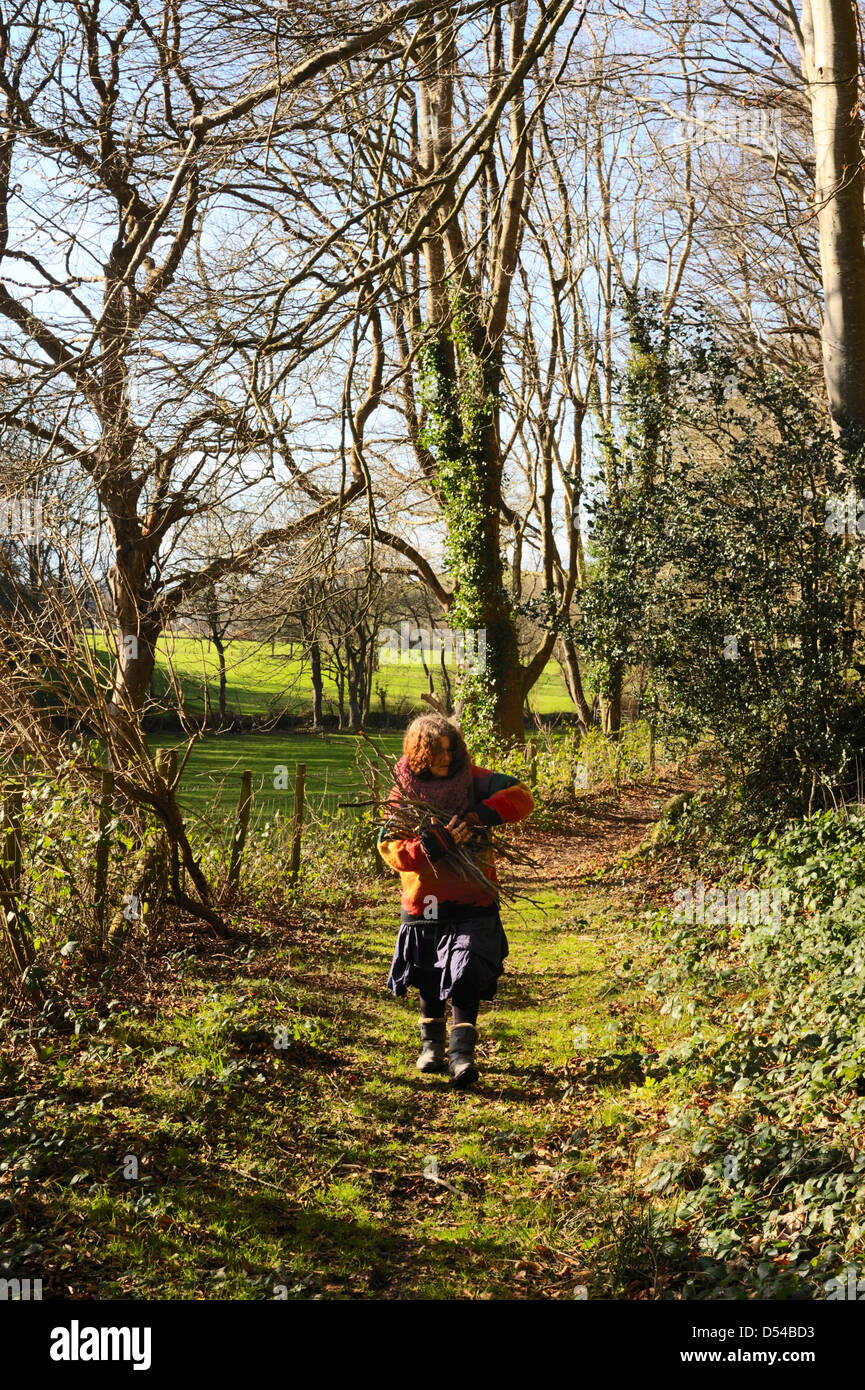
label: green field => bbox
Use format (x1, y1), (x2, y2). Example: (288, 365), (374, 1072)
(143, 626), (581, 828)
(149, 730), (406, 824)
(148, 633), (574, 719)
(142, 632), (578, 828)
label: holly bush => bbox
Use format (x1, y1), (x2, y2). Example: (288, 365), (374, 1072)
(580, 294), (865, 815)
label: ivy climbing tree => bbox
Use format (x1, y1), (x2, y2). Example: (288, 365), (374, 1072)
(582, 289), (674, 737)
(417, 295), (525, 746)
(336, 0), (585, 744)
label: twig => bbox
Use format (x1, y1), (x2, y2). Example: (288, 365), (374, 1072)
(541, 1245), (592, 1269)
(215, 1163), (297, 1197)
(352, 733), (541, 904)
(425, 1174), (471, 1198)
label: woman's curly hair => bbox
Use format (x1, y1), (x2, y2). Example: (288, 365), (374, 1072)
(402, 713), (469, 777)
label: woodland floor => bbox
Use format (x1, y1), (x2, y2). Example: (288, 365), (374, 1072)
(0, 773), (714, 1300)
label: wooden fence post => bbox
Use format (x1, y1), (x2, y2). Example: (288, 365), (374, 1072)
(228, 768), (253, 894)
(94, 769), (114, 948)
(289, 764), (306, 882)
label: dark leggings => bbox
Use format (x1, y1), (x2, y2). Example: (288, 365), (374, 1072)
(418, 971), (479, 1027)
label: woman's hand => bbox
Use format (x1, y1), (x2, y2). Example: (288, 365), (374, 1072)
(420, 813), (480, 863)
(420, 820), (458, 861)
(445, 813), (478, 845)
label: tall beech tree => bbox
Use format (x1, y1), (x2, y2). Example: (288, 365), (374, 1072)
(323, 0), (586, 742)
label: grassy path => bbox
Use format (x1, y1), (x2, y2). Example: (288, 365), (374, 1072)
(1, 782), (695, 1300)
(292, 878), (669, 1300)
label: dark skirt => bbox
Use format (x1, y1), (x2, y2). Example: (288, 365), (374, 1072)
(387, 908), (509, 1001)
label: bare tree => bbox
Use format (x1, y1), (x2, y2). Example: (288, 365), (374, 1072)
(314, 0), (587, 741)
(0, 0), (521, 765)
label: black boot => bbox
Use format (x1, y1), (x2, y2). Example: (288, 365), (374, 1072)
(416, 1017), (447, 1073)
(448, 1023), (479, 1089)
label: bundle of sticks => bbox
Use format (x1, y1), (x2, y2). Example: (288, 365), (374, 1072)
(379, 790), (538, 903)
(341, 730), (539, 905)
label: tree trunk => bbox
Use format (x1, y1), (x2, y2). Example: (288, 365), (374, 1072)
(461, 343), (527, 744)
(801, 0), (865, 435)
(348, 692), (362, 728)
(109, 608), (159, 718)
(496, 671), (526, 744)
(363, 629), (374, 722)
(335, 669), (346, 729)
(559, 636), (594, 732)
(491, 627), (526, 742)
(512, 526), (523, 601)
(310, 639), (323, 727)
(106, 596), (160, 766)
(211, 629), (227, 725)
(438, 641), (453, 713)
(602, 662), (623, 740)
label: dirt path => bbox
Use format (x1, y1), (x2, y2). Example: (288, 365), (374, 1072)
(509, 771), (697, 884)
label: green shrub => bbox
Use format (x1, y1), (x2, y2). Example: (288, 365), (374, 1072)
(641, 808), (865, 1295)
(580, 292), (865, 814)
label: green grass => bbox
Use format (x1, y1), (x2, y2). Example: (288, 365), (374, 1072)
(4, 767), (857, 1300)
(147, 730), (406, 821)
(0, 873), (693, 1300)
(144, 633), (575, 719)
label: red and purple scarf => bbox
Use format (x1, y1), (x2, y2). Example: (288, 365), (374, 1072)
(393, 754), (474, 819)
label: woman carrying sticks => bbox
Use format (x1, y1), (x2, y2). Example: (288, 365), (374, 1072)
(378, 713), (534, 1089)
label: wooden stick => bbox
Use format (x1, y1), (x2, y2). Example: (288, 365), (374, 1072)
(372, 766), (386, 876)
(3, 781), (22, 893)
(0, 784), (38, 994)
(228, 768), (253, 893)
(289, 764), (306, 881)
(527, 738), (538, 786)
